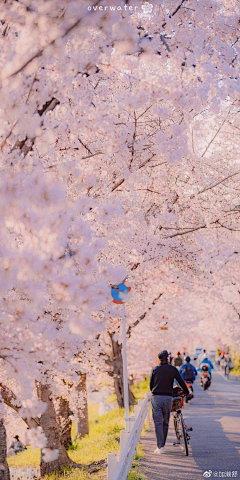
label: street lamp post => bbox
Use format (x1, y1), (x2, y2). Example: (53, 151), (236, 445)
(121, 312), (129, 430)
(110, 279), (132, 431)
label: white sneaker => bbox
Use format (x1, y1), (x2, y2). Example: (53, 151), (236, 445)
(154, 447), (165, 454)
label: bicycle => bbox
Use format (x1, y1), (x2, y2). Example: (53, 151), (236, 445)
(171, 389), (192, 456)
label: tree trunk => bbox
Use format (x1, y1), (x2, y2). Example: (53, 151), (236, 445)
(55, 397), (72, 449)
(74, 373), (89, 440)
(0, 383), (39, 428)
(37, 383), (73, 476)
(0, 421), (10, 480)
(109, 334), (135, 408)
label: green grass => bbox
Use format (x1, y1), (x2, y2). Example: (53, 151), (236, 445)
(105, 377), (150, 404)
(42, 470), (105, 480)
(127, 456), (146, 480)
(128, 471), (145, 480)
(132, 377), (150, 401)
(229, 348), (240, 376)
(128, 465), (145, 480)
(8, 404), (125, 469)
(105, 393), (117, 402)
(68, 406), (125, 465)
(8, 378), (150, 480)
(8, 447), (40, 468)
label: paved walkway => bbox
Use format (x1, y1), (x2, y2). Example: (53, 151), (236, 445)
(140, 370), (240, 480)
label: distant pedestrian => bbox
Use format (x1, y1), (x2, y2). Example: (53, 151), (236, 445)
(168, 352), (173, 364)
(150, 350), (189, 454)
(217, 352), (223, 365)
(182, 349), (187, 360)
(172, 351), (183, 368)
(197, 348), (207, 366)
(8, 435), (24, 455)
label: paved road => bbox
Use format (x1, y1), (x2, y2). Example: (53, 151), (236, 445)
(140, 369), (240, 480)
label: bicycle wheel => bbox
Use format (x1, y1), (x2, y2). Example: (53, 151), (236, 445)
(173, 413), (180, 440)
(179, 413), (189, 456)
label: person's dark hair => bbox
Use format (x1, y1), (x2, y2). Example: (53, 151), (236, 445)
(186, 356), (191, 362)
(14, 435), (19, 440)
(203, 349), (206, 353)
(158, 350), (169, 363)
(176, 351), (181, 356)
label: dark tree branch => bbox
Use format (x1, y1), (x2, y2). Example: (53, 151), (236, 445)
(12, 97), (60, 156)
(37, 97), (60, 116)
(112, 179), (125, 192)
(6, 0), (103, 80)
(228, 302), (240, 320)
(162, 0), (188, 27)
(198, 171), (240, 195)
(160, 35), (171, 52)
(127, 292), (163, 337)
(165, 224), (206, 238)
(78, 137), (92, 155)
(0, 383), (40, 428)
(201, 119), (226, 157)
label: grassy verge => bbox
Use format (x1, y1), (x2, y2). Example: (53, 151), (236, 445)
(8, 378), (150, 480)
(8, 405), (125, 475)
(132, 377), (150, 400)
(229, 348), (240, 376)
(7, 447), (40, 468)
(128, 459), (146, 480)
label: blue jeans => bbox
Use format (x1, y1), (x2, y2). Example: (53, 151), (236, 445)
(151, 395), (172, 448)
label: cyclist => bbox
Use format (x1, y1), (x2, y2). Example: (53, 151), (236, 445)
(179, 356), (197, 383)
(179, 356), (197, 401)
(223, 352), (233, 376)
(150, 350), (189, 454)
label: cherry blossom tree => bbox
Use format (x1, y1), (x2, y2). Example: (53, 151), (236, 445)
(1, 0), (240, 475)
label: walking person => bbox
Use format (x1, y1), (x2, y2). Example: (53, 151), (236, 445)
(197, 348), (207, 366)
(150, 350), (189, 454)
(182, 348), (187, 360)
(168, 352), (173, 365)
(171, 351), (183, 368)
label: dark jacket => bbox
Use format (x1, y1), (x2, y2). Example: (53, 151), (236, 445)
(172, 356), (183, 367)
(150, 363), (189, 396)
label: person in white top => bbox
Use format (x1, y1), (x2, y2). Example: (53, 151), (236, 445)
(197, 349), (207, 366)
